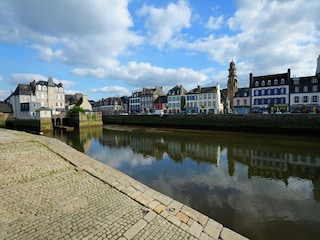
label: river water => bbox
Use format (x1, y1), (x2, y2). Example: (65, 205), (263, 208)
(45, 125), (320, 240)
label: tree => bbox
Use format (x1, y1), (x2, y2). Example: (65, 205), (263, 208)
(70, 106), (86, 114)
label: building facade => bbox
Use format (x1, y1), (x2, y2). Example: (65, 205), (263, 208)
(167, 85), (187, 114)
(129, 91), (141, 114)
(290, 76), (320, 113)
(140, 86), (165, 114)
(185, 84), (222, 114)
(233, 87), (250, 114)
(250, 69), (291, 113)
(8, 77), (65, 119)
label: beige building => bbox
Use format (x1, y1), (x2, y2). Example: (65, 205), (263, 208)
(8, 77), (65, 119)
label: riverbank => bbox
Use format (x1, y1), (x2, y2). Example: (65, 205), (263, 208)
(0, 128), (248, 240)
(103, 114), (320, 136)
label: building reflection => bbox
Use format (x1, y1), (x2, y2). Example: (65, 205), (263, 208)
(50, 126), (320, 201)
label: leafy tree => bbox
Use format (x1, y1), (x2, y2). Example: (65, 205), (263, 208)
(70, 106), (86, 114)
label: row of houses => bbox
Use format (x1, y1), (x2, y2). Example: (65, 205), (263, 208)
(92, 84), (223, 115)
(93, 55), (320, 115)
(2, 55), (320, 119)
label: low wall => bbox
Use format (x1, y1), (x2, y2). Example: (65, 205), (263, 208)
(0, 113), (13, 127)
(103, 114), (320, 136)
(70, 112), (103, 128)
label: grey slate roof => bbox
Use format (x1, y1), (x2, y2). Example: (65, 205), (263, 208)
(0, 101), (13, 113)
(13, 84), (34, 96)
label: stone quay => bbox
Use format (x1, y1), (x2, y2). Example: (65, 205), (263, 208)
(0, 129), (248, 240)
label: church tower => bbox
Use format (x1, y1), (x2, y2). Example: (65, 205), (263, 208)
(227, 60), (238, 109)
(316, 55), (320, 76)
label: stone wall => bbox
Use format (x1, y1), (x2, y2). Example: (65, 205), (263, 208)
(70, 112), (103, 128)
(0, 113), (13, 127)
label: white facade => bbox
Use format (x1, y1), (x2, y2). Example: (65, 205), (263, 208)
(9, 78), (65, 119)
(290, 76), (320, 112)
(185, 84), (223, 114)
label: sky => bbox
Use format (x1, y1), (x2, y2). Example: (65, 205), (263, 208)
(0, 0), (319, 101)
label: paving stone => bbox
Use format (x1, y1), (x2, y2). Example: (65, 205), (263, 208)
(176, 212), (189, 223)
(188, 221), (204, 238)
(167, 215), (181, 227)
(0, 129), (249, 240)
(148, 200), (161, 210)
(154, 204), (166, 214)
(220, 227), (249, 240)
(123, 219), (147, 239)
(143, 211), (157, 222)
(204, 219), (223, 239)
(166, 200), (183, 215)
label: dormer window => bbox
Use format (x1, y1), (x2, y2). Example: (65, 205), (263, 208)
(255, 81), (259, 87)
(281, 78), (285, 84)
(267, 80), (271, 86)
(274, 79), (278, 85)
(261, 80), (265, 86)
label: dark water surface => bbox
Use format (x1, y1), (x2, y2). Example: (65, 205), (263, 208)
(45, 126), (320, 240)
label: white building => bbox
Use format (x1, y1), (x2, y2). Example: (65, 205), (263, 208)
(185, 84), (223, 114)
(250, 69), (291, 113)
(8, 77), (65, 119)
(167, 85), (187, 114)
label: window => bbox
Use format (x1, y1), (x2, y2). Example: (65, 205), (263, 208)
(294, 96), (299, 103)
(267, 80), (271, 86)
(20, 103), (29, 112)
(274, 79), (278, 85)
(295, 86), (299, 93)
(303, 86), (308, 92)
(293, 79), (300, 85)
(281, 78), (285, 84)
(303, 96), (308, 102)
(312, 78), (318, 84)
(255, 81), (259, 87)
(312, 85), (318, 92)
(208, 94), (211, 99)
(312, 96), (318, 102)
(244, 99), (247, 105)
(261, 80), (265, 86)
(208, 101), (211, 107)
(244, 92), (247, 97)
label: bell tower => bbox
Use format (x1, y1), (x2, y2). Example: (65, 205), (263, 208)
(316, 55), (320, 76)
(227, 60), (238, 109)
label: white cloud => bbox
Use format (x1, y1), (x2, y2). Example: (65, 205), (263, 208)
(71, 61), (208, 91)
(0, 0), (143, 68)
(172, 0), (320, 81)
(137, 0), (191, 48)
(7, 73), (76, 89)
(206, 15), (224, 30)
(91, 86), (131, 97)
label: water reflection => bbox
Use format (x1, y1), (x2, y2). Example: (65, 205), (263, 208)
(47, 126), (320, 240)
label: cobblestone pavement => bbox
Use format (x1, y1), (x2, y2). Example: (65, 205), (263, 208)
(0, 129), (249, 240)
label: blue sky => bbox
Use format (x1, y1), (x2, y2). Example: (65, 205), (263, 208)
(0, 0), (319, 101)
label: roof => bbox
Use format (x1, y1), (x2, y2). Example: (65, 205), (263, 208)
(187, 86), (217, 94)
(13, 84), (34, 96)
(155, 95), (167, 103)
(234, 87), (250, 97)
(0, 101), (13, 113)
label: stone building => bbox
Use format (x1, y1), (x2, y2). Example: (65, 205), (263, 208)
(227, 60), (238, 109)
